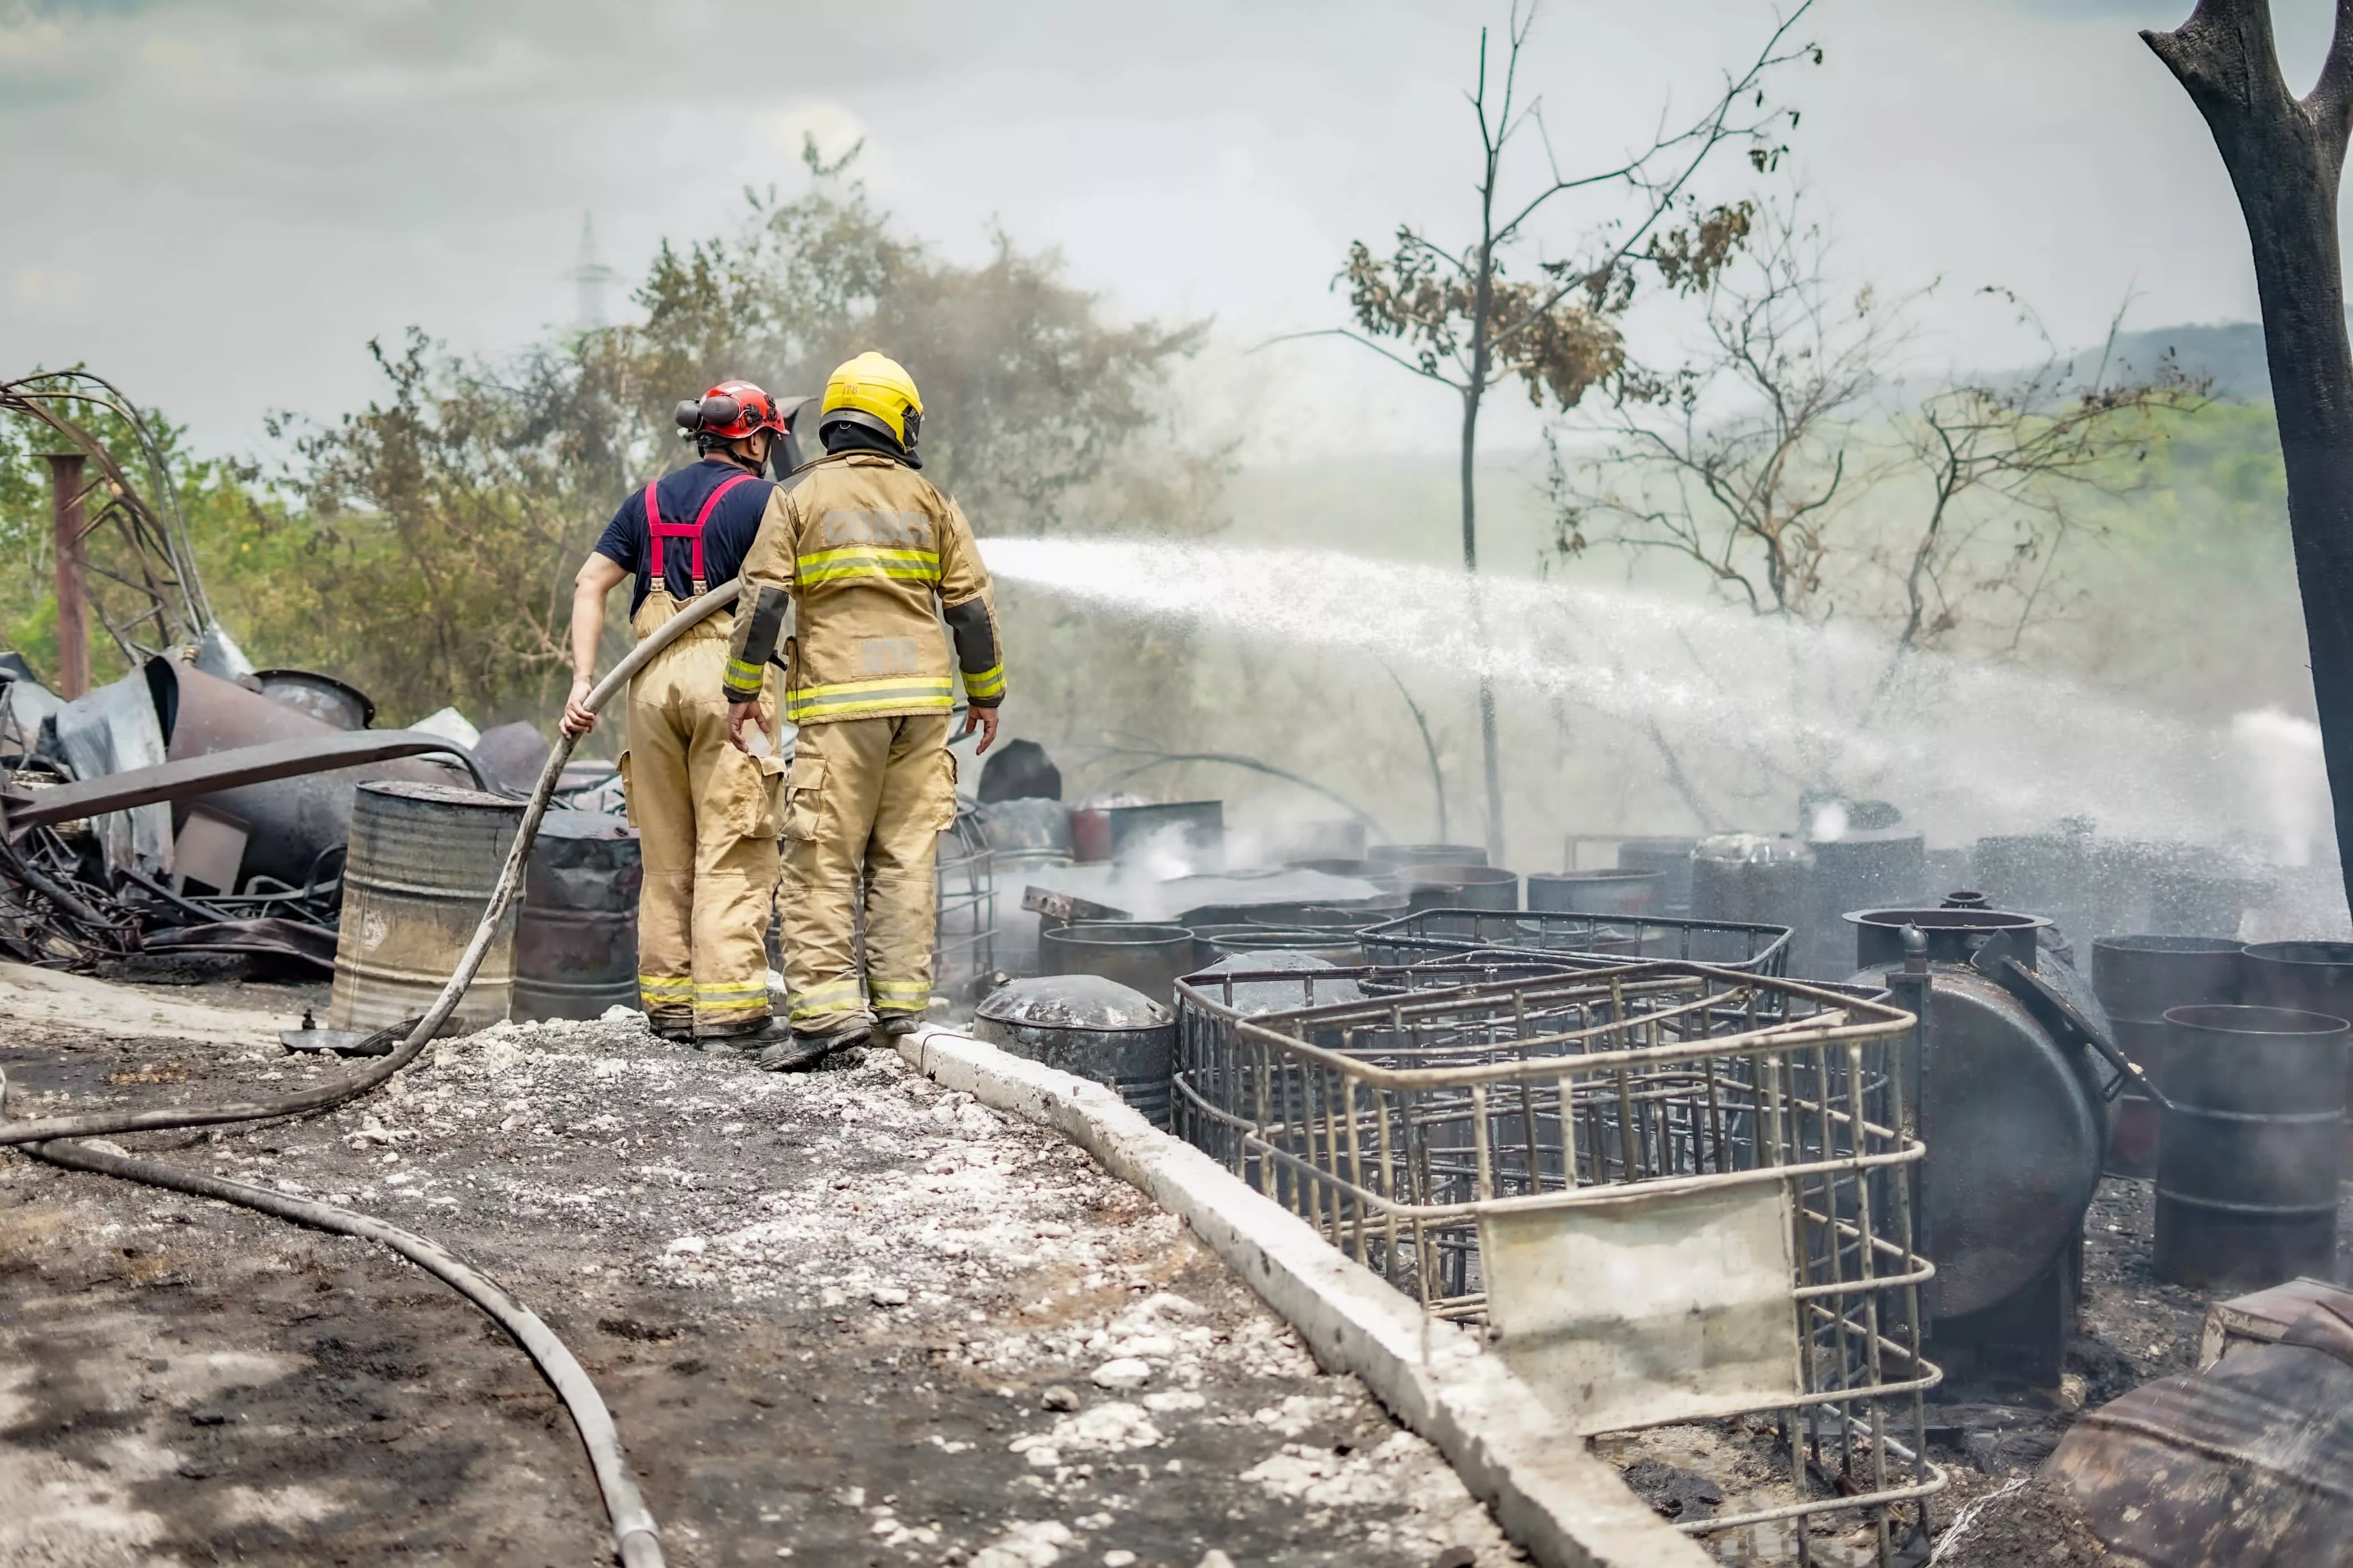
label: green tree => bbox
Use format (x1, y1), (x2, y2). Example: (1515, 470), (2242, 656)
(235, 148), (1221, 729)
(1300, 0), (1819, 862)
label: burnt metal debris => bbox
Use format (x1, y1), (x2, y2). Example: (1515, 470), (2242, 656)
(0, 368), (559, 982)
(2049, 1282), (2353, 1567)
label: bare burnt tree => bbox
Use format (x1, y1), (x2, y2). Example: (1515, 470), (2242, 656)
(1286, 0), (1819, 864)
(2144, 1), (2353, 911)
(1555, 208), (2193, 662)
(1885, 317), (2198, 664)
(1550, 200), (1893, 626)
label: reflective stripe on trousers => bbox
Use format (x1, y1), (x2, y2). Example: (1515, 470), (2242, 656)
(777, 712), (958, 1033)
(623, 590), (784, 1034)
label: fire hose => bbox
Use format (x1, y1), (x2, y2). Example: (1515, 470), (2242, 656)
(0, 578), (745, 1568)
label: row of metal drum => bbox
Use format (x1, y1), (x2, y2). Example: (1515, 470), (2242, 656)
(327, 781), (642, 1033)
(2093, 934), (2353, 1290)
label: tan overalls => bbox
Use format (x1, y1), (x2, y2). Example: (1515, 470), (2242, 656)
(621, 477), (785, 1036)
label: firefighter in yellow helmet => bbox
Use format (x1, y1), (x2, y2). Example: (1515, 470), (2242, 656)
(723, 352), (1005, 1072)
(561, 382), (794, 1047)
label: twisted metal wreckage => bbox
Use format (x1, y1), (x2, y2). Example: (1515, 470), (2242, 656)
(0, 370), (580, 976)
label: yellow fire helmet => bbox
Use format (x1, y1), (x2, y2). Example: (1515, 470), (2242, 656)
(818, 351), (924, 451)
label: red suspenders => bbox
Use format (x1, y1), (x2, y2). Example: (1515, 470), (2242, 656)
(642, 471), (756, 598)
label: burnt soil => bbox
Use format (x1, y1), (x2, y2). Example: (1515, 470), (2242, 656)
(0, 984), (1515, 1568)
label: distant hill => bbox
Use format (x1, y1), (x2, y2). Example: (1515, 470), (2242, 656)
(2091, 321), (2271, 402)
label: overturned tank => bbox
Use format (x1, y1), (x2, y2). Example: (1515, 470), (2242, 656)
(1845, 904), (2113, 1385)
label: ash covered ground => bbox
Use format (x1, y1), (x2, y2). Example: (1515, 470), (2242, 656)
(0, 983), (1515, 1567)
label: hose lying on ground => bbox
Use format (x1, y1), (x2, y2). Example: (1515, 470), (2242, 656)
(10, 1095), (665, 1568)
(0, 580), (742, 1150)
(1, 577), (744, 1567)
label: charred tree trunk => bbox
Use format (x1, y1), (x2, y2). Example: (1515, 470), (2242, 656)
(2146, 1), (2353, 912)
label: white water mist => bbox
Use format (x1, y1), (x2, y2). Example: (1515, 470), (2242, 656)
(981, 538), (2328, 859)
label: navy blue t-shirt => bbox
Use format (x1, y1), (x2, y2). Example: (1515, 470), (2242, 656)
(593, 458), (777, 619)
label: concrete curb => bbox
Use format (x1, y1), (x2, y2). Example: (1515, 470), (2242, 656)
(902, 1026), (1711, 1568)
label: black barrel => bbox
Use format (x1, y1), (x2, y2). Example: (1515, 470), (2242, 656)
(1041, 922), (1196, 1008)
(1527, 869), (1663, 917)
(2243, 940), (2353, 1173)
(1209, 928), (1363, 966)
(2154, 1004), (2346, 1290)
(1811, 828), (1926, 982)
(1408, 863), (1517, 912)
(1615, 837), (1697, 917)
(2092, 935), (2244, 1178)
(513, 810), (643, 1023)
(1692, 836), (1814, 948)
(1250, 902), (1404, 931)
(1285, 858), (1406, 893)
(974, 975), (1175, 1128)
(1187, 923), (1264, 970)
(1813, 829), (1927, 919)
(1369, 843), (1487, 869)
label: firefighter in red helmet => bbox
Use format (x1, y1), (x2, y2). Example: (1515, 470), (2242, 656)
(560, 380), (795, 1047)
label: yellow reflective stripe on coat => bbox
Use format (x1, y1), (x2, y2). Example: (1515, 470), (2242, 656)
(962, 663), (1005, 701)
(723, 656), (764, 691)
(794, 546), (941, 584)
(785, 675), (955, 722)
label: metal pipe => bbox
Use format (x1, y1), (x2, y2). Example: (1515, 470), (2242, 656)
(45, 452), (89, 699)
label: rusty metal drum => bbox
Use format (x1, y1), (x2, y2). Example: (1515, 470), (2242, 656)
(329, 781), (525, 1035)
(2092, 935), (2244, 1178)
(513, 810), (641, 1023)
(975, 975), (1176, 1128)
(2156, 1003), (2347, 1291)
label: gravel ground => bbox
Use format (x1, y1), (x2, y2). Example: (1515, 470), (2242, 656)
(0, 987), (1516, 1568)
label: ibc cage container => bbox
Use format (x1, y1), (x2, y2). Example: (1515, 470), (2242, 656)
(1174, 958), (1942, 1563)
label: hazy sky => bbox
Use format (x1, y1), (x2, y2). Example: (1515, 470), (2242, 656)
(2, 0), (2341, 461)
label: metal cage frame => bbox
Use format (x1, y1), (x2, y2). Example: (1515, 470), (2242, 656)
(1359, 907), (1794, 975)
(932, 810), (998, 997)
(1174, 959), (1944, 1562)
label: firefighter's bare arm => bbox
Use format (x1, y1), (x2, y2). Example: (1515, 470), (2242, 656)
(561, 552), (631, 737)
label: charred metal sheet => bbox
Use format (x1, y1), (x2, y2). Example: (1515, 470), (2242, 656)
(145, 917), (338, 971)
(475, 722), (553, 796)
(2200, 1277), (2353, 1368)
(48, 664), (173, 871)
(0, 731), (473, 833)
(163, 660), (481, 887)
(2049, 1297), (2353, 1567)
(1022, 885), (1131, 923)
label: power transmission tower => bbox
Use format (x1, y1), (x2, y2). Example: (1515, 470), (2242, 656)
(568, 213), (618, 331)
